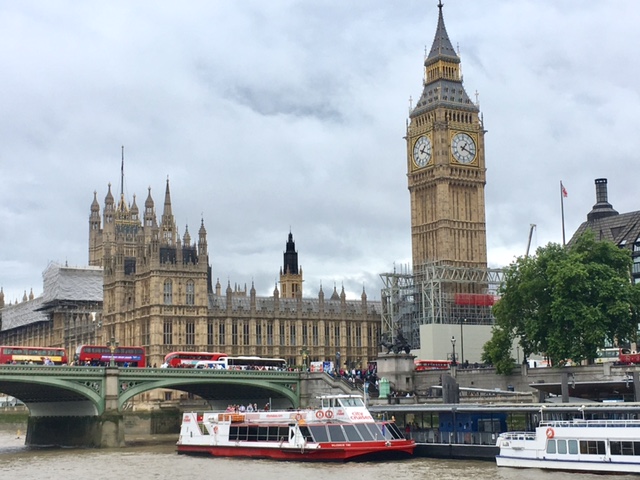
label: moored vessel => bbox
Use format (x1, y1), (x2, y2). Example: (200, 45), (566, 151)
(177, 394), (415, 461)
(496, 417), (640, 473)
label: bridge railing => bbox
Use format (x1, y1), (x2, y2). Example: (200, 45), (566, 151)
(0, 365), (104, 376)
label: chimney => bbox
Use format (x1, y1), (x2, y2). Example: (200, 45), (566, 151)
(587, 178), (618, 221)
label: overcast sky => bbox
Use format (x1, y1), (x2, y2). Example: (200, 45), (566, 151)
(2, 0), (640, 304)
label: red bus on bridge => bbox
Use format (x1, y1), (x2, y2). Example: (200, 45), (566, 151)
(0, 346), (68, 365)
(75, 345), (146, 367)
(162, 351), (228, 368)
(414, 359), (452, 371)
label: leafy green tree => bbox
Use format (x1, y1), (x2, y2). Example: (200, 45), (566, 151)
(481, 326), (516, 374)
(484, 231), (639, 373)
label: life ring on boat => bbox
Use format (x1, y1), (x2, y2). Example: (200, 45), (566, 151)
(213, 426), (218, 434)
(315, 410), (325, 419)
(546, 427), (555, 439)
(325, 410), (333, 419)
(295, 413), (303, 421)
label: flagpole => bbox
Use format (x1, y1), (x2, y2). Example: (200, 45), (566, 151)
(560, 181), (566, 247)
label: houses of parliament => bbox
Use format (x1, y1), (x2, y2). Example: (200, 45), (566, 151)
(0, 174), (382, 369)
(1, 2), (499, 368)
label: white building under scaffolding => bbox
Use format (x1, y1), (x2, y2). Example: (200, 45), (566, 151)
(380, 262), (504, 364)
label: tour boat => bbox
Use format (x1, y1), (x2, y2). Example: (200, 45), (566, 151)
(177, 394), (415, 461)
(496, 417), (640, 474)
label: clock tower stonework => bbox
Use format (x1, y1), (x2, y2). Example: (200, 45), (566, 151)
(407, 2), (487, 271)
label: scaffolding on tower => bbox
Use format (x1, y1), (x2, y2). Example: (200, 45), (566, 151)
(380, 262), (504, 350)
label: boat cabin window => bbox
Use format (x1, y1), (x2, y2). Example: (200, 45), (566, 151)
(338, 397), (364, 408)
(342, 424), (362, 442)
(385, 422), (404, 440)
(568, 440), (578, 454)
(610, 441), (640, 456)
(355, 424), (375, 441)
(229, 425), (290, 442)
(367, 423), (385, 440)
(309, 425), (329, 443)
(580, 440), (606, 455)
(557, 439), (567, 454)
(546, 440), (556, 454)
(299, 425), (313, 442)
(327, 425), (346, 442)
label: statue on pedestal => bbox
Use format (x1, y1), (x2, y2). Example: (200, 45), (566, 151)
(379, 329), (411, 354)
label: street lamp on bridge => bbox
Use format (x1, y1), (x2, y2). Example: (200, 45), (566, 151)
(300, 346), (309, 371)
(107, 337), (119, 367)
(450, 336), (457, 367)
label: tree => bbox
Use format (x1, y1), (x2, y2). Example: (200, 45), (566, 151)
(484, 231), (640, 373)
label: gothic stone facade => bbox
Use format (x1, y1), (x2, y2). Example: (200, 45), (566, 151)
(89, 180), (381, 369)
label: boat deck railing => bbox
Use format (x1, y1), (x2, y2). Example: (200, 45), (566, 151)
(498, 431), (537, 441)
(408, 430), (499, 446)
(540, 419), (640, 428)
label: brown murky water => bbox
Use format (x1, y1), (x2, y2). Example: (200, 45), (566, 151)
(0, 427), (632, 480)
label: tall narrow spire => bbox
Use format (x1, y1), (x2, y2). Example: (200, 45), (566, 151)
(160, 177), (176, 245)
(283, 230), (299, 275)
(427, 1), (457, 62)
(163, 177), (173, 217)
(120, 145), (125, 197)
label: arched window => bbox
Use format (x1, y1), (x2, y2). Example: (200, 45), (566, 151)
(164, 280), (173, 305)
(186, 281), (195, 305)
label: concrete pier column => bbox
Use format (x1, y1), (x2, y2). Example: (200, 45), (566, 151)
(102, 366), (125, 447)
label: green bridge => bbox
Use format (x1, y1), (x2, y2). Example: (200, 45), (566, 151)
(0, 365), (353, 447)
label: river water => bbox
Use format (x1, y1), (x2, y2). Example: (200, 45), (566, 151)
(0, 427), (633, 480)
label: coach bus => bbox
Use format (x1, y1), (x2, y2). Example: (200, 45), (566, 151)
(75, 345), (146, 367)
(0, 346), (68, 365)
(225, 356), (287, 370)
(595, 347), (631, 365)
(162, 351), (228, 368)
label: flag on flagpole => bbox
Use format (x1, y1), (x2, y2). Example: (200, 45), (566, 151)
(560, 181), (567, 246)
(561, 182), (568, 198)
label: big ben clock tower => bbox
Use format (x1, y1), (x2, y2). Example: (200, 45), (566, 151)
(407, 1), (487, 271)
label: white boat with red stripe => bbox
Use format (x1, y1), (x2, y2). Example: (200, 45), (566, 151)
(177, 394), (415, 461)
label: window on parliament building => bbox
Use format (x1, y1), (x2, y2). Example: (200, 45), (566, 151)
(186, 281), (195, 305)
(163, 280), (173, 305)
(163, 320), (173, 345)
(186, 320), (195, 345)
(267, 324), (273, 346)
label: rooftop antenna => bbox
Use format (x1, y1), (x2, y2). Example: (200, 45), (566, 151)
(120, 145), (125, 197)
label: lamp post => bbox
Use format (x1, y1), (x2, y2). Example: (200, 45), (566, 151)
(335, 351), (341, 375)
(107, 336), (119, 367)
(300, 345), (309, 371)
(450, 336), (457, 366)
(460, 318), (466, 366)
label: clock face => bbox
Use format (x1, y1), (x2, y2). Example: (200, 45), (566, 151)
(451, 132), (477, 164)
(412, 135), (432, 168)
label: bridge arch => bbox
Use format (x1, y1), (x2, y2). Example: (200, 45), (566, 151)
(116, 370), (300, 410)
(0, 366), (105, 415)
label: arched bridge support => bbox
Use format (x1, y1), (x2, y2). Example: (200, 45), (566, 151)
(25, 367), (125, 448)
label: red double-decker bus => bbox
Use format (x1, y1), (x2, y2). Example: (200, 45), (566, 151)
(162, 351), (228, 368)
(75, 345), (146, 367)
(414, 359), (452, 371)
(0, 346), (68, 365)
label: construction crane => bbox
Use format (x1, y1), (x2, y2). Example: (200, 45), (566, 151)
(525, 224), (536, 258)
